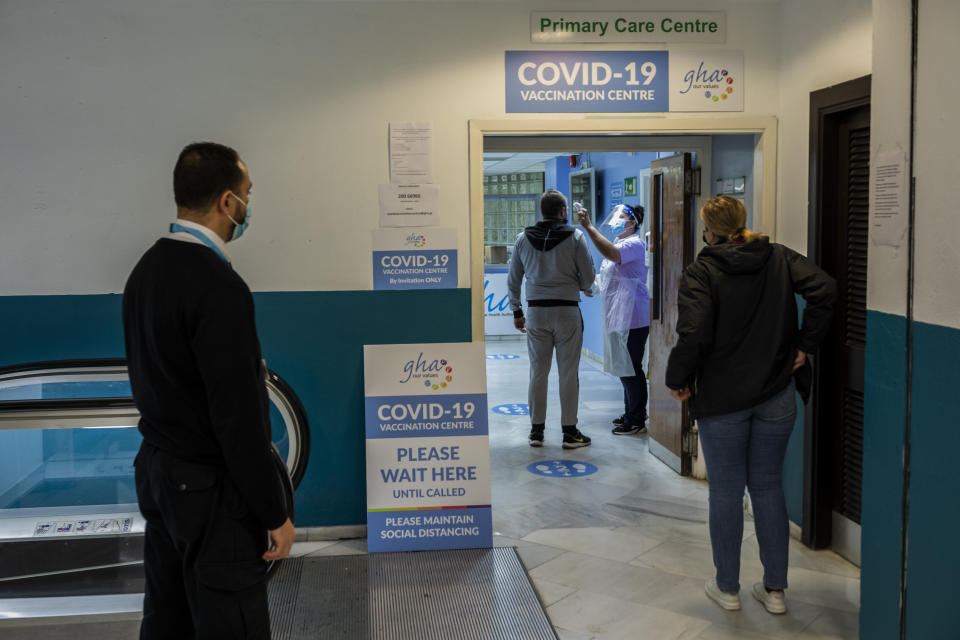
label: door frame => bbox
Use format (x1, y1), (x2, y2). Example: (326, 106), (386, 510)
(468, 117), (779, 341)
(805, 75), (871, 551)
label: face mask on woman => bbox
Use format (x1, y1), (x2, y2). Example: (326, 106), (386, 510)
(609, 212), (636, 232)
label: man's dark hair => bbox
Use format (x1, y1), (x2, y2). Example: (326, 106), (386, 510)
(173, 142), (243, 210)
(540, 190), (567, 220)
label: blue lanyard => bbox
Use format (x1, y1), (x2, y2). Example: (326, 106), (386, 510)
(170, 223), (230, 266)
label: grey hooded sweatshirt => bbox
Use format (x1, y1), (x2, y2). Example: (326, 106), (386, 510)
(507, 220), (596, 315)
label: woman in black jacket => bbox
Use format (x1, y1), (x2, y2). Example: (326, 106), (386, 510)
(665, 196), (835, 615)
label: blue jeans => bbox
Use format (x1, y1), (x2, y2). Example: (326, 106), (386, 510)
(697, 381), (796, 593)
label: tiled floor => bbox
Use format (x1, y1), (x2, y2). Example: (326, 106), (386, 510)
(295, 337), (860, 639)
(4, 337), (859, 639)
(476, 336), (860, 640)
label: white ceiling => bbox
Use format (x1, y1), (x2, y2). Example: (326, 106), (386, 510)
(483, 152), (563, 175)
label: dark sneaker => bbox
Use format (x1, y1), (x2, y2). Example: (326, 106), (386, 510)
(529, 427), (544, 447)
(612, 423), (647, 435)
(612, 414), (626, 426)
(561, 429), (591, 449)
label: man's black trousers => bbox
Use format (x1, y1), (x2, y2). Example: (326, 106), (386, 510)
(135, 443), (271, 639)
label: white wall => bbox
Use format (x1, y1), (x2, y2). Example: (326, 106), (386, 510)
(868, 0), (960, 327)
(0, 0), (782, 295)
(867, 0), (911, 318)
(776, 0), (872, 252)
(913, 0), (960, 329)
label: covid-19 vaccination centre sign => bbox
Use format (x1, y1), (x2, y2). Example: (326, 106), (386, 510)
(371, 227), (457, 290)
(505, 50), (743, 113)
(363, 342), (491, 552)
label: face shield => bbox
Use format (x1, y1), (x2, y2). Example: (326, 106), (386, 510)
(600, 204), (638, 236)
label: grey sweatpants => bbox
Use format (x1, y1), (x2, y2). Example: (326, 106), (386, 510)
(525, 306), (583, 427)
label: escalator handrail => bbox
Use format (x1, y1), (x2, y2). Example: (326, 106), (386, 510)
(0, 358), (310, 488)
(0, 397), (138, 412)
(0, 358), (133, 412)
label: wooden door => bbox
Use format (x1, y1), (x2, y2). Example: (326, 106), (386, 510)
(807, 75), (870, 556)
(647, 153), (694, 475)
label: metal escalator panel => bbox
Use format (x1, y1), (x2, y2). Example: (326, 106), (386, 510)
(0, 359), (310, 600)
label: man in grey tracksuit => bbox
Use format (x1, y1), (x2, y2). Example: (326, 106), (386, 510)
(508, 190), (596, 449)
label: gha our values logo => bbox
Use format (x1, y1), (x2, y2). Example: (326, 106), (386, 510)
(405, 233), (427, 248)
(398, 352), (454, 390)
(678, 61), (735, 103)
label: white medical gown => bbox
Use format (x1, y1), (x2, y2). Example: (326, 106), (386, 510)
(596, 234), (650, 377)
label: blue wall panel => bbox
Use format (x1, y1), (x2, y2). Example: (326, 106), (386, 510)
(904, 320), (960, 638)
(586, 152), (658, 357)
(0, 289), (472, 526)
(860, 310), (908, 640)
(547, 153), (658, 357)
(253, 289), (471, 526)
(0, 294), (126, 365)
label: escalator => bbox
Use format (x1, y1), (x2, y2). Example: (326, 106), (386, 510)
(0, 359), (309, 610)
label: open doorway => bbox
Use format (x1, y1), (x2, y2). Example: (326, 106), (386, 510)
(481, 145), (703, 474)
(472, 121), (777, 477)
(468, 121), (858, 622)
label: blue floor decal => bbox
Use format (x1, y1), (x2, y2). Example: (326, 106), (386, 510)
(526, 460), (598, 478)
(492, 403), (529, 415)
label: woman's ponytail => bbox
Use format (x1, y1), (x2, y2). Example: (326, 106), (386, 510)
(700, 196), (762, 243)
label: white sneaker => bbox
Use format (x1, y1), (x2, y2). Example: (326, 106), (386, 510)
(704, 578), (741, 611)
(752, 582), (787, 614)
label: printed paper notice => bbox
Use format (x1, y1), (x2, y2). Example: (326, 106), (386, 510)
(390, 122), (433, 184)
(871, 151), (908, 247)
(379, 184), (439, 227)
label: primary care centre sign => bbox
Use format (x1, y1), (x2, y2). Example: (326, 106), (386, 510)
(531, 12), (726, 44)
(364, 342), (491, 552)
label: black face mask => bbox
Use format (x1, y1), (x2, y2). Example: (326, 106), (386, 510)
(702, 232), (710, 245)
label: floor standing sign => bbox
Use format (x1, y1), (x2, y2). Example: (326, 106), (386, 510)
(364, 342), (491, 552)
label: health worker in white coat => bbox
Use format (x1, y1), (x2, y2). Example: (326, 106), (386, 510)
(578, 203), (651, 435)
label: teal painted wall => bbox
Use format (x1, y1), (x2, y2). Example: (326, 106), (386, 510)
(782, 297), (808, 526)
(859, 314), (960, 638)
(904, 320), (960, 638)
(0, 294), (126, 363)
(783, 397), (805, 526)
(253, 290), (471, 526)
(0, 289), (472, 526)
(860, 310), (908, 640)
